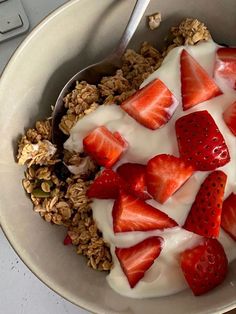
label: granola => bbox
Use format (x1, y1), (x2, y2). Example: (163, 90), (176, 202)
(17, 18), (211, 271)
(170, 18), (211, 46)
(59, 81), (99, 135)
(148, 12), (162, 30)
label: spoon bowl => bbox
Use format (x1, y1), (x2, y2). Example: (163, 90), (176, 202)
(51, 0), (150, 147)
(51, 54), (120, 147)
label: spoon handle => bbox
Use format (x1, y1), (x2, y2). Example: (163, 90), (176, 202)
(114, 0), (151, 58)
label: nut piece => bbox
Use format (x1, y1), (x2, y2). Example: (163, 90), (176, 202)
(148, 12), (162, 30)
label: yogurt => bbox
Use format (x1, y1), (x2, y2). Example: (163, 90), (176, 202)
(64, 40), (236, 298)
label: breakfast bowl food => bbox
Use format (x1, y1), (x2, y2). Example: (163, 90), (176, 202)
(0, 0), (236, 313)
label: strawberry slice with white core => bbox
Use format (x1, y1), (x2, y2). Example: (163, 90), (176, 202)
(146, 154), (194, 204)
(86, 169), (125, 199)
(223, 101), (236, 136)
(215, 47), (236, 89)
(115, 236), (163, 288)
(183, 170), (227, 238)
(117, 163), (150, 200)
(112, 190), (178, 233)
(175, 110), (230, 171)
(121, 78), (178, 130)
(180, 49), (222, 110)
(221, 193), (236, 241)
(113, 131), (129, 148)
(180, 238), (228, 296)
(83, 126), (127, 167)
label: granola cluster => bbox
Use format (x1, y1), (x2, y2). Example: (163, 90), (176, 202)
(170, 18), (211, 46)
(17, 120), (58, 166)
(59, 82), (100, 135)
(16, 18), (211, 271)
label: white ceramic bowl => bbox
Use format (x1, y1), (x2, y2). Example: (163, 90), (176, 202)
(0, 0), (236, 313)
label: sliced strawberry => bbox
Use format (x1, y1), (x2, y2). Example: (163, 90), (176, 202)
(175, 110), (230, 171)
(183, 170), (227, 238)
(215, 47), (236, 89)
(181, 49), (222, 110)
(121, 78), (178, 130)
(117, 163), (150, 200)
(146, 154), (194, 204)
(87, 169), (125, 199)
(83, 126), (126, 167)
(63, 234), (72, 245)
(221, 193), (236, 241)
(112, 190), (178, 233)
(223, 101), (236, 136)
(115, 236), (163, 288)
(180, 238), (228, 296)
(113, 131), (129, 148)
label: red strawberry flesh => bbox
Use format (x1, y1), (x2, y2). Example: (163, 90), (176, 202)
(121, 78), (178, 130)
(175, 110), (230, 171)
(215, 47), (236, 89)
(113, 131), (129, 148)
(217, 47), (236, 62)
(180, 49), (222, 110)
(223, 101), (236, 136)
(183, 170), (227, 238)
(112, 190), (178, 233)
(146, 154), (194, 204)
(180, 238), (228, 296)
(86, 169), (125, 199)
(221, 193), (236, 241)
(117, 163), (150, 200)
(63, 234), (72, 245)
(115, 236), (163, 288)
(83, 126), (126, 167)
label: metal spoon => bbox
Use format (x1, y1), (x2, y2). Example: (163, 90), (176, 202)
(52, 0), (150, 147)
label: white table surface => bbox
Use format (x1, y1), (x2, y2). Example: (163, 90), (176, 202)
(0, 228), (89, 314)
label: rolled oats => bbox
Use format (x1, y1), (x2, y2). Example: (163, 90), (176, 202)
(59, 81), (100, 135)
(44, 213), (52, 223)
(41, 181), (52, 193)
(17, 140), (58, 167)
(28, 166), (36, 179)
(140, 42), (163, 68)
(98, 69), (133, 104)
(35, 167), (51, 180)
(170, 18), (211, 46)
(59, 114), (77, 135)
(122, 49), (154, 89)
(65, 179), (90, 209)
(52, 214), (63, 225)
(56, 201), (72, 220)
(35, 120), (51, 140)
(22, 178), (34, 194)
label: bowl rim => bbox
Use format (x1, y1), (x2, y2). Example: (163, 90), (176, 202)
(0, 0), (101, 313)
(0, 0), (236, 313)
